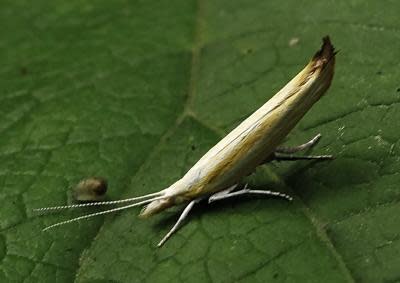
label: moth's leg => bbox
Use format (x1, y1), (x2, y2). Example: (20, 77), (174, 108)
(275, 133), (322, 154)
(208, 184), (238, 203)
(208, 184), (293, 203)
(273, 133), (333, 161)
(157, 197), (203, 247)
(273, 152), (334, 161)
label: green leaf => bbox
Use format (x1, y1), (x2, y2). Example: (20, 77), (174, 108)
(1, 1), (399, 282)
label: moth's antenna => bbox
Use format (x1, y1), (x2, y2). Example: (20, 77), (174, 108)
(33, 191), (164, 212)
(42, 195), (167, 231)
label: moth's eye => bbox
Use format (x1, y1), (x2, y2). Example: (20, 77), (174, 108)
(72, 177), (108, 202)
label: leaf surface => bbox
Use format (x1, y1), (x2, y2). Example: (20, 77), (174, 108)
(0, 1), (399, 282)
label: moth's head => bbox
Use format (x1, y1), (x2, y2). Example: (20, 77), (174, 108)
(138, 180), (187, 218)
(139, 197), (175, 218)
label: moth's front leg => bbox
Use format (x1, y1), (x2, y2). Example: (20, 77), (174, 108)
(157, 196), (205, 247)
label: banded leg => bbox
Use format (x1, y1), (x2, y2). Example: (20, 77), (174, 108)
(273, 152), (334, 161)
(275, 133), (322, 154)
(208, 184), (293, 204)
(274, 134), (333, 161)
(157, 197), (203, 247)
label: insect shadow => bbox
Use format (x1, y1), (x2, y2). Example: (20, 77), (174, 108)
(284, 155), (369, 196)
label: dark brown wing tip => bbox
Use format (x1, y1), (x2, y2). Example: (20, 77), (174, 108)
(312, 36), (336, 62)
(311, 36), (336, 93)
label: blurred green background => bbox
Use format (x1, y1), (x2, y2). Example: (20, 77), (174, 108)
(0, 0), (399, 282)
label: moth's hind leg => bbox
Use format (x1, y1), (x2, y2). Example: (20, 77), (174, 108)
(273, 133), (333, 161)
(275, 133), (322, 154)
(208, 184), (293, 204)
(273, 153), (333, 161)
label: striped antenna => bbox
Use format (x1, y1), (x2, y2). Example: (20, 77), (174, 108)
(33, 191), (164, 212)
(42, 195), (167, 231)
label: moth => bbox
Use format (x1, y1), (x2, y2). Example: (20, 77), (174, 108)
(36, 37), (336, 247)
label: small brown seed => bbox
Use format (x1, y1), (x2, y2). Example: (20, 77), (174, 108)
(72, 177), (108, 202)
